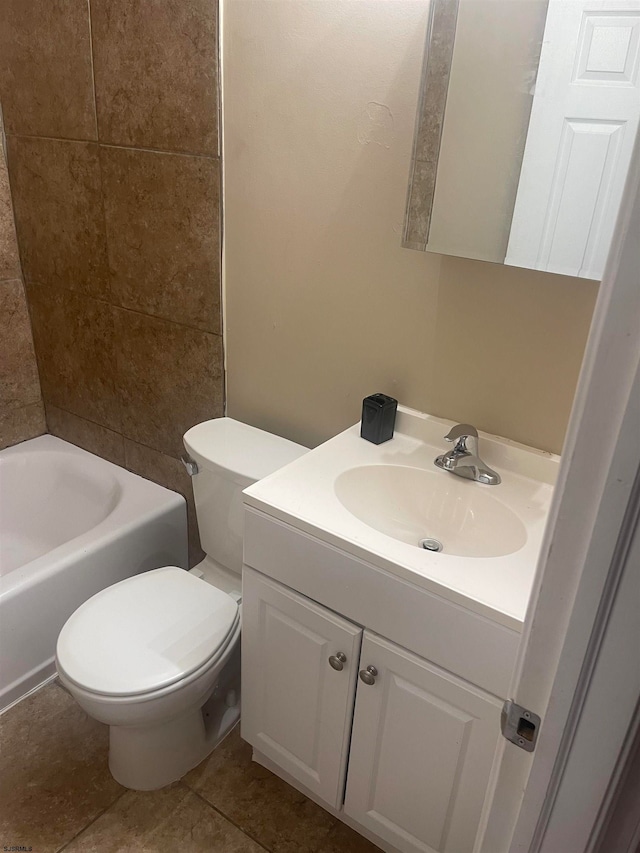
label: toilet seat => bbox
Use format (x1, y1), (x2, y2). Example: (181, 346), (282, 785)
(56, 567), (239, 698)
(58, 614), (241, 710)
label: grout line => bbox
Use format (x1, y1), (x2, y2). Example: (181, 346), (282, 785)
(217, 0), (228, 418)
(186, 786), (272, 852)
(45, 402), (202, 467)
(2, 135), (28, 288)
(85, 0), (99, 141)
(92, 71), (116, 311)
(84, 0), (115, 322)
(110, 289), (223, 338)
(121, 435), (186, 468)
(0, 400), (45, 428)
(54, 789), (128, 853)
(25, 278), (223, 338)
(45, 403), (123, 442)
(100, 141), (220, 161)
(5, 131), (220, 162)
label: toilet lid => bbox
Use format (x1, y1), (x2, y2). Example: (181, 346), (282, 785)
(56, 567), (239, 696)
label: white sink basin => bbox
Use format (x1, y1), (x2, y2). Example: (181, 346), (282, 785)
(334, 464), (527, 558)
(243, 406), (559, 628)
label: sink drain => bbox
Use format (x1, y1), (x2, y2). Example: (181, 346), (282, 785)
(419, 537), (443, 553)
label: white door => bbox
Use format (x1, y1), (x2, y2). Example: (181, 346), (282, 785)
(476, 135), (640, 850)
(505, 0), (640, 279)
(241, 567), (362, 808)
(344, 631), (502, 853)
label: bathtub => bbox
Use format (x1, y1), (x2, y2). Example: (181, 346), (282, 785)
(0, 435), (188, 712)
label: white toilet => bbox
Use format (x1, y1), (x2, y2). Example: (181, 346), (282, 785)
(56, 417), (307, 791)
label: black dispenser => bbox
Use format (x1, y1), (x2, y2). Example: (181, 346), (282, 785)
(360, 393), (398, 444)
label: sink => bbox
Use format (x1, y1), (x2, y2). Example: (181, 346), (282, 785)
(243, 405), (559, 628)
(334, 465), (527, 558)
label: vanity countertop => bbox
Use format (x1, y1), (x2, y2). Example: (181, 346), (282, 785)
(243, 407), (560, 631)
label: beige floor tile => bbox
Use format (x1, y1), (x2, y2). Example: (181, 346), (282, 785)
(316, 821), (383, 853)
(62, 783), (264, 853)
(0, 683), (123, 853)
(185, 727), (336, 853)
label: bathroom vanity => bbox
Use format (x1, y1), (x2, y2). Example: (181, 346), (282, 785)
(241, 407), (558, 853)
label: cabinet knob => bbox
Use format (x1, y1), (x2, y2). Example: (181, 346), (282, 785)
(329, 652), (347, 671)
(359, 665), (378, 685)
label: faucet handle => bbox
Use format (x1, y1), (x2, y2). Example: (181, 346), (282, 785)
(444, 423), (479, 455)
(444, 423), (478, 443)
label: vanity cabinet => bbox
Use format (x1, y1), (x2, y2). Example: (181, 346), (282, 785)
(242, 566), (503, 853)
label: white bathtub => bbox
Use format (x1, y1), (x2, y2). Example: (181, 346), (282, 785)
(0, 435), (188, 712)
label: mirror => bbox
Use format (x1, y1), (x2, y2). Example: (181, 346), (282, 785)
(403, 0), (640, 280)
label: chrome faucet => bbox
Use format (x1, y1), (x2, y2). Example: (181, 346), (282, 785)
(434, 424), (501, 485)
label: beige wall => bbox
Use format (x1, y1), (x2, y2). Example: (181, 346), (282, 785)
(223, 0), (598, 456)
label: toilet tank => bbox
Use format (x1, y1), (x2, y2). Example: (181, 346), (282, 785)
(183, 418), (308, 574)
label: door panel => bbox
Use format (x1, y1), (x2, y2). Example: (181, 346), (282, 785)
(506, 0), (640, 278)
(345, 632), (502, 853)
(241, 567), (362, 808)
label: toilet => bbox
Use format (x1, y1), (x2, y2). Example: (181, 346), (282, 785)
(55, 418), (307, 791)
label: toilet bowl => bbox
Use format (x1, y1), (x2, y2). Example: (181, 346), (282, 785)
(55, 418), (307, 790)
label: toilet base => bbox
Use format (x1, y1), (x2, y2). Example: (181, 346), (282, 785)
(109, 687), (241, 791)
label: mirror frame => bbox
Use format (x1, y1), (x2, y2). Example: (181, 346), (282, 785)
(403, 0), (460, 250)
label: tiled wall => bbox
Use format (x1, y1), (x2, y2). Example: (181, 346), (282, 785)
(0, 126), (46, 450)
(1, 0), (223, 562)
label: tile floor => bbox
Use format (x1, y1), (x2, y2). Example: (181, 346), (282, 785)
(0, 683), (380, 853)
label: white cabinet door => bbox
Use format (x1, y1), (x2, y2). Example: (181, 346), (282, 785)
(241, 567), (362, 808)
(344, 632), (502, 853)
(506, 0), (640, 279)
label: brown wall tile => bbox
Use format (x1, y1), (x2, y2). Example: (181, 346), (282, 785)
(46, 405), (125, 466)
(115, 308), (223, 458)
(6, 136), (109, 299)
(0, 402), (46, 451)
(27, 285), (120, 431)
(101, 147), (220, 332)
(124, 439), (204, 567)
(0, 148), (21, 280)
(2, 0), (224, 488)
(0, 279), (41, 410)
(91, 0), (218, 155)
(0, 144), (44, 451)
(0, 0), (96, 140)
